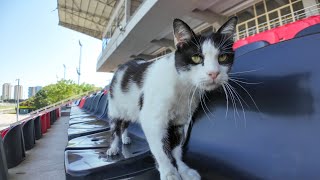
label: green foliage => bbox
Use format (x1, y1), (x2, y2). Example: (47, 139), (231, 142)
(22, 80), (99, 109)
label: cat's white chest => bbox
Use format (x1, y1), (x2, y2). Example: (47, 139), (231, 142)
(168, 86), (200, 125)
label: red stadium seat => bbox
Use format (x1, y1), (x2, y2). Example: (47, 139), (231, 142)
(0, 129), (9, 138)
(282, 21), (309, 40)
(79, 97), (86, 108)
(252, 31), (280, 44)
(233, 39), (249, 50)
(40, 114), (47, 134)
(303, 18), (318, 25)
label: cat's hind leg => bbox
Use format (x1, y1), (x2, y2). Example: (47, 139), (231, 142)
(121, 121), (131, 144)
(106, 119), (122, 156)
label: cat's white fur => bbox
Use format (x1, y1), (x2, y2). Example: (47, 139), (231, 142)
(107, 39), (230, 180)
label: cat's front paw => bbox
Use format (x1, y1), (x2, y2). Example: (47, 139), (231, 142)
(180, 168), (201, 180)
(106, 146), (119, 156)
(122, 136), (131, 144)
(161, 170), (182, 180)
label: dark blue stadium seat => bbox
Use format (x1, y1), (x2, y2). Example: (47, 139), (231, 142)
(295, 23), (320, 38)
(235, 41), (269, 58)
(22, 119), (36, 150)
(3, 124), (25, 168)
(65, 124), (153, 180)
(0, 137), (8, 180)
(33, 116), (42, 140)
(182, 32), (320, 179)
(68, 93), (110, 140)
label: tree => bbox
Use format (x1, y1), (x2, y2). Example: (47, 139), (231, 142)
(22, 80), (100, 109)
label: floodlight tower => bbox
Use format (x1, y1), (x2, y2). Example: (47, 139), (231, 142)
(77, 40), (82, 85)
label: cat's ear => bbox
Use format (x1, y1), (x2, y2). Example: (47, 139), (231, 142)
(217, 16), (238, 38)
(173, 19), (195, 48)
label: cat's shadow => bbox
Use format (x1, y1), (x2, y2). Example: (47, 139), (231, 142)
(203, 72), (314, 118)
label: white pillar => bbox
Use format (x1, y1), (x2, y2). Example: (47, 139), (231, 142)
(301, 0), (318, 17)
(125, 0), (131, 23)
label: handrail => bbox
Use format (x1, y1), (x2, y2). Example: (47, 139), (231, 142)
(236, 3), (320, 40)
(2, 88), (102, 129)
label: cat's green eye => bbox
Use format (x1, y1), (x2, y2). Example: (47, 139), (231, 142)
(218, 54), (228, 62)
(191, 56), (202, 63)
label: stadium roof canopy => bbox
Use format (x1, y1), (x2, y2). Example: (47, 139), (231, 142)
(57, 0), (118, 39)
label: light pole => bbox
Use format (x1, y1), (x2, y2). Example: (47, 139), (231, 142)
(16, 79), (20, 122)
(77, 40), (82, 85)
(63, 64), (66, 80)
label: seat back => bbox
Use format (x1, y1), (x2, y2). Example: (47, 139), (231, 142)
(22, 120), (35, 150)
(34, 116), (42, 140)
(3, 124), (25, 168)
(0, 137), (8, 180)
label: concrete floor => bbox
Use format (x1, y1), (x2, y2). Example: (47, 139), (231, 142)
(8, 115), (69, 180)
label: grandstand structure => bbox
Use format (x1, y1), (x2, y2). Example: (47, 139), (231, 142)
(57, 0), (319, 72)
(1, 1), (318, 180)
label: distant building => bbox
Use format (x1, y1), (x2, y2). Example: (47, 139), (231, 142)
(28, 87), (36, 98)
(28, 86), (42, 98)
(14, 85), (23, 100)
(2, 83), (12, 100)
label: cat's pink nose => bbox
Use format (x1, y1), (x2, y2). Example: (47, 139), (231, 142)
(208, 72), (219, 80)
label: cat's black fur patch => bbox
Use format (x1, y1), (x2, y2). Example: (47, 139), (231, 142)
(162, 124), (184, 167)
(111, 119), (123, 137)
(109, 74), (117, 99)
(139, 93), (144, 110)
(120, 60), (154, 92)
(121, 121), (130, 132)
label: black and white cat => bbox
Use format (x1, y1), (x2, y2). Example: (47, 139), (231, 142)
(107, 17), (238, 180)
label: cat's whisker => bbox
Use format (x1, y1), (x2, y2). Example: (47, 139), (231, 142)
(229, 78), (263, 85)
(227, 82), (250, 108)
(220, 51), (235, 54)
(224, 83), (238, 122)
(229, 68), (263, 75)
(199, 91), (212, 122)
(200, 92), (215, 119)
(188, 85), (198, 119)
(220, 42), (234, 50)
(230, 80), (261, 113)
(226, 83), (247, 126)
(221, 84), (229, 118)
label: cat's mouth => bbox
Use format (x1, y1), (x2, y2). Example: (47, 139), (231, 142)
(201, 81), (221, 91)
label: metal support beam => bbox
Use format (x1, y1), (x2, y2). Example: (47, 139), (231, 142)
(103, 0), (126, 38)
(150, 38), (175, 50)
(59, 21), (102, 39)
(189, 9), (227, 25)
(130, 54), (155, 60)
(125, 0), (131, 22)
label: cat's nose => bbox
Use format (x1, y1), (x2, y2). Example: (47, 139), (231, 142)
(208, 71), (219, 80)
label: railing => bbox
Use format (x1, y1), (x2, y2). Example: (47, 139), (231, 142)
(0, 108), (15, 114)
(98, 0), (147, 61)
(1, 89), (101, 130)
(236, 3), (320, 40)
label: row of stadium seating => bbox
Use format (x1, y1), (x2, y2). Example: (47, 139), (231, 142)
(65, 31), (320, 179)
(65, 91), (154, 180)
(0, 108), (60, 180)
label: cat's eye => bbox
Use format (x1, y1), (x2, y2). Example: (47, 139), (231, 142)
(218, 54), (228, 62)
(191, 55), (202, 63)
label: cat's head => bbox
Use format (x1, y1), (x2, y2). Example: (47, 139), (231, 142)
(173, 17), (238, 91)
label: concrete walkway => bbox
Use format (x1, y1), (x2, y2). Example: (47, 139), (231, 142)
(8, 115), (69, 180)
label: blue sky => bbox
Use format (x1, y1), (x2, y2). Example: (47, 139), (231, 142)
(0, 0), (113, 99)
